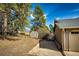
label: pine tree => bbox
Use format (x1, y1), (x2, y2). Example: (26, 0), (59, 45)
(32, 5), (46, 31)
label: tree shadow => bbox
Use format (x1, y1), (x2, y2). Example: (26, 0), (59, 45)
(39, 40), (58, 51)
(39, 34), (59, 51)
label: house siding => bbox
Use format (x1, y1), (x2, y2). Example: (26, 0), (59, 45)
(55, 26), (63, 49)
(64, 30), (69, 51)
(54, 18), (79, 52)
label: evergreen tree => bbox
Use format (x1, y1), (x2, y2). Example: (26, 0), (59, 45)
(31, 5), (46, 31)
(0, 3), (31, 36)
(49, 24), (53, 32)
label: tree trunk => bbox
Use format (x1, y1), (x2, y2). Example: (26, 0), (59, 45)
(3, 12), (7, 39)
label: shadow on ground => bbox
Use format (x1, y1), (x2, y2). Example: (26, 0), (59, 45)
(39, 33), (59, 51)
(39, 39), (59, 51)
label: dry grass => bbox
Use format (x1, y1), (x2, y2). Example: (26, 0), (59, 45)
(0, 35), (39, 56)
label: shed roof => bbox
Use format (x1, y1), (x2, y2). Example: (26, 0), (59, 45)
(56, 18), (79, 29)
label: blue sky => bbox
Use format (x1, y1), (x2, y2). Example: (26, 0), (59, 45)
(31, 3), (79, 27)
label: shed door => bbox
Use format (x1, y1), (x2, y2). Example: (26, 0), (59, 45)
(69, 31), (79, 51)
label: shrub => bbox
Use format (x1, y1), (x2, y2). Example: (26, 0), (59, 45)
(38, 26), (50, 39)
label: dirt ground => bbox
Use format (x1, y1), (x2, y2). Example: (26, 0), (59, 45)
(0, 35), (39, 56)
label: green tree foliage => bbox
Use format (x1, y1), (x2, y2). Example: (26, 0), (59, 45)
(33, 5), (43, 18)
(30, 5), (50, 38)
(49, 24), (54, 32)
(32, 5), (46, 30)
(0, 3), (31, 36)
(13, 3), (31, 31)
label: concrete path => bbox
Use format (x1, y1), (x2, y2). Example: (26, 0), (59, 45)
(28, 40), (62, 56)
(64, 51), (79, 56)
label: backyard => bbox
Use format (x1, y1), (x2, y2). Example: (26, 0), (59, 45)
(0, 35), (39, 56)
(0, 3), (79, 56)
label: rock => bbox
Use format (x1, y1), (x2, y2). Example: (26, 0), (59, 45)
(6, 36), (21, 40)
(30, 31), (38, 38)
(18, 31), (29, 36)
(47, 33), (54, 41)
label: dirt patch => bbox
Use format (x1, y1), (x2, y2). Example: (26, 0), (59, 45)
(0, 35), (39, 56)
